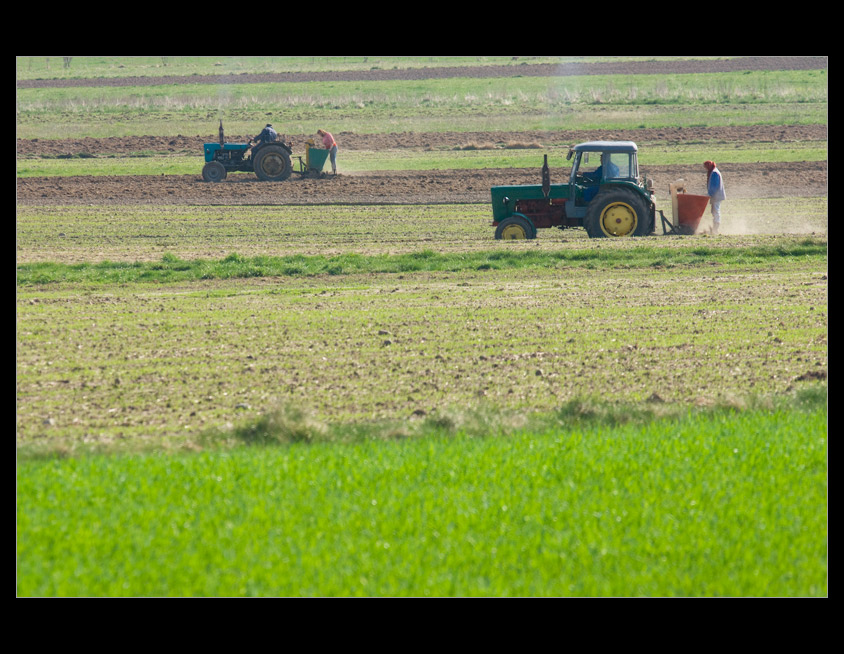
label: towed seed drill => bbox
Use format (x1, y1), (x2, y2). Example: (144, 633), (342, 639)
(201, 121), (330, 182)
(490, 141), (709, 239)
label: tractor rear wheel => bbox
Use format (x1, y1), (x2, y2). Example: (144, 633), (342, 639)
(585, 189), (650, 238)
(202, 161), (227, 183)
(494, 216), (536, 240)
(253, 144), (292, 182)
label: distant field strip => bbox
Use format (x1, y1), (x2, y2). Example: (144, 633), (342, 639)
(15, 56), (825, 82)
(16, 70), (827, 139)
(17, 72), (827, 112)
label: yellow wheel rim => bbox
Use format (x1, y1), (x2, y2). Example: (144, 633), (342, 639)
(600, 202), (637, 237)
(501, 223), (527, 239)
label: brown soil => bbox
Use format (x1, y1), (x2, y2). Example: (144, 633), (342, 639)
(15, 160), (826, 206)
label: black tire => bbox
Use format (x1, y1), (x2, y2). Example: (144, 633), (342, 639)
(494, 215), (536, 240)
(584, 189), (650, 238)
(202, 161), (227, 183)
(253, 144), (292, 182)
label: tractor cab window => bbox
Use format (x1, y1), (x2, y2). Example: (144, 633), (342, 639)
(580, 152), (628, 184)
(579, 151), (636, 183)
(605, 152), (634, 180)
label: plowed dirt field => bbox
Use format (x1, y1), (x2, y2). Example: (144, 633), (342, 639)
(14, 161), (827, 206)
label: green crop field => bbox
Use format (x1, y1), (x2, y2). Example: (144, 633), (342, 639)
(16, 56), (827, 597)
(17, 402), (827, 597)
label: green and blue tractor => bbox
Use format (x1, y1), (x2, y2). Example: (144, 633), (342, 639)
(490, 141), (706, 239)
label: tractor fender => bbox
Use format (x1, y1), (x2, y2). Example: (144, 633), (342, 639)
(253, 141), (292, 155)
(493, 212), (536, 232)
(511, 212), (536, 233)
(494, 212), (537, 240)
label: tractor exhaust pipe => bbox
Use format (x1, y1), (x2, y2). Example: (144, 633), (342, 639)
(541, 154), (550, 199)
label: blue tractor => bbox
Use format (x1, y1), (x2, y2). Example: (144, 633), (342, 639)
(202, 121), (294, 182)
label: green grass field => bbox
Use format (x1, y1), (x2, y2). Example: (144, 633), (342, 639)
(16, 57), (827, 597)
(17, 398), (827, 597)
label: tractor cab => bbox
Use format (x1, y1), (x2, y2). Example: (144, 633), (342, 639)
(567, 141), (640, 206)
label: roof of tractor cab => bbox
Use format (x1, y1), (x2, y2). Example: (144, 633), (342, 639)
(572, 141), (638, 153)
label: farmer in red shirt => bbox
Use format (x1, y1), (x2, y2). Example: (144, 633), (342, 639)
(317, 129), (338, 175)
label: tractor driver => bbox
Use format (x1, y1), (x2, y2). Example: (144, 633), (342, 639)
(250, 123), (278, 147)
(583, 153), (619, 184)
(581, 152), (620, 202)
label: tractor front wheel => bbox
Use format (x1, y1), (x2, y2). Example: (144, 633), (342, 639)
(253, 144), (292, 182)
(494, 216), (536, 240)
(584, 189), (650, 238)
(202, 161), (227, 183)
